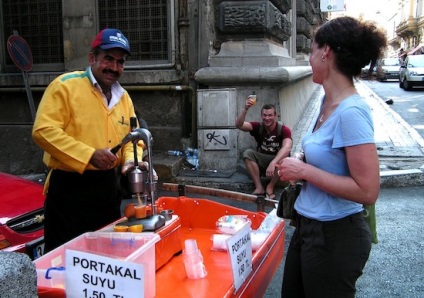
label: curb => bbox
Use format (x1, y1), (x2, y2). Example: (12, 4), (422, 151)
(380, 168), (424, 187)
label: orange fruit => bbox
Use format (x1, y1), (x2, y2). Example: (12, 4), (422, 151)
(128, 224), (143, 233)
(114, 225), (129, 232)
(124, 203), (136, 219)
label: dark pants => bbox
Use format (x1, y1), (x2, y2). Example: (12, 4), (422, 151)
(281, 212), (372, 298)
(44, 169), (121, 253)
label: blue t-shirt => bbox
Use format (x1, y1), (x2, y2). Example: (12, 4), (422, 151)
(295, 94), (375, 221)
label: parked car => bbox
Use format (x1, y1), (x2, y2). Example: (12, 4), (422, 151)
(399, 54), (424, 90)
(376, 57), (401, 81)
(360, 62), (377, 79)
(0, 172), (45, 259)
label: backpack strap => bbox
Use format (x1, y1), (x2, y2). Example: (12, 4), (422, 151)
(257, 123), (264, 151)
(276, 121), (282, 141)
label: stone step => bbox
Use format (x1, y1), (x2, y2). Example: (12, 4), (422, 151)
(152, 150), (424, 192)
(152, 151), (289, 193)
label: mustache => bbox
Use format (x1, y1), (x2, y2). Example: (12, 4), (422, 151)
(103, 69), (119, 76)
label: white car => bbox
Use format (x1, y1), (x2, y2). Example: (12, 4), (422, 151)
(399, 54), (424, 90)
(376, 57), (401, 81)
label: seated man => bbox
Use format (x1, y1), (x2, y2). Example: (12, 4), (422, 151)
(235, 98), (292, 199)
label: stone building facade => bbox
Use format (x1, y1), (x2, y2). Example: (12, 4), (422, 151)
(395, 0), (424, 55)
(0, 0), (324, 176)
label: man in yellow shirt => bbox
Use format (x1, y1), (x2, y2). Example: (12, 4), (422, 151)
(33, 29), (143, 252)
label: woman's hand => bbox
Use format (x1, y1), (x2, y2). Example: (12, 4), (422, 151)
(277, 157), (305, 181)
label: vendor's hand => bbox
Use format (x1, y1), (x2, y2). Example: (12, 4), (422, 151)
(121, 160), (135, 174)
(121, 160), (158, 181)
(90, 149), (117, 170)
(139, 161), (159, 181)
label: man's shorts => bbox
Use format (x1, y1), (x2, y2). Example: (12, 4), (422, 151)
(243, 149), (276, 173)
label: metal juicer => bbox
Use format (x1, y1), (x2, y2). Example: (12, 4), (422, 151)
(112, 117), (165, 231)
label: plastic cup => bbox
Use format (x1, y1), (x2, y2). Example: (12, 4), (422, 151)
(248, 94), (257, 105)
(134, 204), (147, 219)
(184, 239), (198, 253)
(183, 239), (207, 279)
(183, 251), (207, 279)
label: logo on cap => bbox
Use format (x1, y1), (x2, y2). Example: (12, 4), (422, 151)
(110, 33), (127, 48)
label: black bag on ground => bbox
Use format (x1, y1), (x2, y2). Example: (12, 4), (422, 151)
(277, 181), (302, 219)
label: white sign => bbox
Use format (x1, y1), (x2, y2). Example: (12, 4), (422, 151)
(65, 249), (144, 298)
(320, 0), (345, 12)
(226, 224), (253, 292)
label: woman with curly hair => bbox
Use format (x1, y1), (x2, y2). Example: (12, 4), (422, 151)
(277, 16), (387, 297)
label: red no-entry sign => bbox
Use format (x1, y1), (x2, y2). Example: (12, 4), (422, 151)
(7, 35), (33, 72)
(7, 34), (36, 121)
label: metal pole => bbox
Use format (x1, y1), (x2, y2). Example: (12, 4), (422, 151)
(22, 70), (36, 122)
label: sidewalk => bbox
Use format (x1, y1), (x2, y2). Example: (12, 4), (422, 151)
(168, 80), (424, 191)
(356, 80), (424, 187)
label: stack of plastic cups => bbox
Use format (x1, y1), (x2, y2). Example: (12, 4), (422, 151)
(183, 239), (207, 279)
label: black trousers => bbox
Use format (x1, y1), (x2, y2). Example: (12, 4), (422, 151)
(281, 212), (372, 298)
(44, 169), (121, 253)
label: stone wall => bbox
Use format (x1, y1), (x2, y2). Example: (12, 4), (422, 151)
(0, 0), (325, 176)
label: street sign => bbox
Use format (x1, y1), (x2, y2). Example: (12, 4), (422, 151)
(6, 33), (36, 121)
(320, 0), (345, 12)
(7, 35), (33, 72)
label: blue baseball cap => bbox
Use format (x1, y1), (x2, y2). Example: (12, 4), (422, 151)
(91, 29), (131, 55)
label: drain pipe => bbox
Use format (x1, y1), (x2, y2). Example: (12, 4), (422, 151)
(0, 84), (197, 145)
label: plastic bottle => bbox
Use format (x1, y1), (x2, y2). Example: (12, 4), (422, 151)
(184, 147), (198, 169)
(168, 150), (183, 156)
(193, 149), (199, 169)
(184, 148), (191, 159)
(258, 209), (283, 232)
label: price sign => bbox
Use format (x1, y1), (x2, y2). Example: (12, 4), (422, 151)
(65, 249), (144, 298)
(226, 223), (252, 292)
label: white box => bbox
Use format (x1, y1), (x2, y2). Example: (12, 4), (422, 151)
(34, 232), (160, 298)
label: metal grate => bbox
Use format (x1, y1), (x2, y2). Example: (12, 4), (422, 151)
(2, 0), (63, 66)
(98, 0), (169, 61)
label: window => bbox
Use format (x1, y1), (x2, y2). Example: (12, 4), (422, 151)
(1, 0), (63, 71)
(1, 0), (174, 72)
(98, 0), (174, 67)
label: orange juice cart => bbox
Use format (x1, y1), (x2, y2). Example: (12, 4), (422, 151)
(35, 128), (285, 297)
(35, 184), (285, 298)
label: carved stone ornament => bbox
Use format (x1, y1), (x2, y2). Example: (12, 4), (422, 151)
(218, 1), (291, 42)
